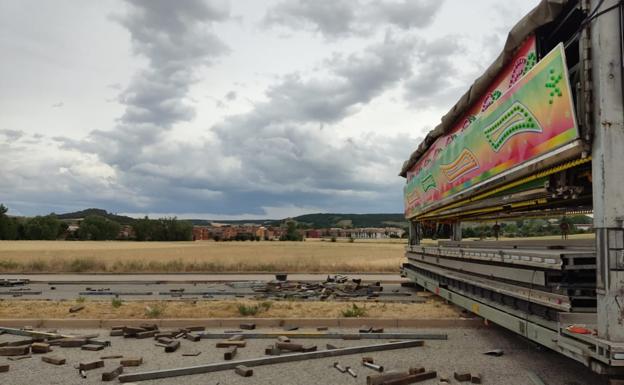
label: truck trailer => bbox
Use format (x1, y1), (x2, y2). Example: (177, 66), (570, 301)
(399, 0), (624, 379)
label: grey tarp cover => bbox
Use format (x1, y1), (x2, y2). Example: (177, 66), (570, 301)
(399, 0), (573, 177)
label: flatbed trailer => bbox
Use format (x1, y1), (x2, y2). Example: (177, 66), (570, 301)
(400, 0), (624, 380)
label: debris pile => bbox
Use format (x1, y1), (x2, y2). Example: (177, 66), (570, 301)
(252, 275), (388, 300)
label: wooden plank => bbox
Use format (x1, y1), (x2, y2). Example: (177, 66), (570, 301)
(118, 340), (425, 383)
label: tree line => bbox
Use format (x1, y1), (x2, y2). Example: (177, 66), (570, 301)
(0, 204), (192, 241)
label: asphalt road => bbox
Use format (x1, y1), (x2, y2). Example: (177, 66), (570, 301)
(0, 273), (406, 283)
(0, 326), (605, 385)
(0, 274), (418, 302)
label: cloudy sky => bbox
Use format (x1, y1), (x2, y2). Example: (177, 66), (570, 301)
(0, 0), (539, 219)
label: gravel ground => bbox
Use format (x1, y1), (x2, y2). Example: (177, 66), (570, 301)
(0, 325), (605, 385)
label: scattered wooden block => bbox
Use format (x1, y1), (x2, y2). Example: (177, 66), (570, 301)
(265, 345), (281, 356)
(0, 346), (30, 356)
(110, 325), (125, 330)
(102, 365), (124, 381)
(224, 346), (237, 360)
(283, 325), (299, 331)
(79, 360), (104, 371)
(371, 327), (384, 333)
(82, 344), (105, 351)
(139, 323), (158, 331)
(109, 329), (124, 337)
(7, 354), (31, 361)
(41, 355), (66, 365)
(216, 340), (246, 348)
(165, 341), (180, 353)
(123, 327), (144, 337)
(277, 336), (290, 343)
(69, 304), (85, 313)
(85, 339), (110, 347)
(182, 351), (201, 357)
(136, 330), (157, 339)
(383, 370), (437, 385)
(121, 357), (143, 367)
(185, 326), (205, 332)
(276, 342), (303, 351)
(317, 326), (328, 331)
(454, 372), (472, 382)
(235, 365), (253, 377)
(326, 343), (339, 350)
(471, 373), (482, 384)
(6, 338), (33, 346)
(184, 333), (201, 342)
(0, 364), (9, 372)
(359, 326), (373, 333)
(301, 344), (317, 352)
(56, 338), (87, 348)
(101, 355), (123, 359)
(240, 323), (256, 330)
(31, 342), (51, 354)
(154, 332), (175, 339)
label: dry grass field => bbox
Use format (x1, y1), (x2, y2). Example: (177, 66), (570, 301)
(0, 234), (592, 274)
(0, 297), (460, 319)
(0, 239), (408, 273)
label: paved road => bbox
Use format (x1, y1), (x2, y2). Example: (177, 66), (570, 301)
(0, 274), (418, 302)
(0, 326), (604, 385)
(0, 273), (406, 283)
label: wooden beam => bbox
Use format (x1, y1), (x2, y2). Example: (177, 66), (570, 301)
(119, 340), (425, 383)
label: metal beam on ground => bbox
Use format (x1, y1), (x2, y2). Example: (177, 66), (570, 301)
(199, 332), (447, 340)
(118, 340), (425, 383)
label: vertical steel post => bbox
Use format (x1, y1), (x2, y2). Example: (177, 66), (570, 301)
(451, 221), (462, 242)
(409, 221), (421, 245)
(590, 0), (624, 342)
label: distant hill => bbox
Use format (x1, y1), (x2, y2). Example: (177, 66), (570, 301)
(57, 208), (136, 225)
(287, 213), (407, 229)
(57, 209), (407, 229)
(189, 219), (275, 226)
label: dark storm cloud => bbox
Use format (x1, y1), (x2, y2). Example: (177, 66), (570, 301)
(263, 0), (443, 39)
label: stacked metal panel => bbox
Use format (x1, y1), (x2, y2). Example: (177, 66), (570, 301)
(405, 239), (596, 318)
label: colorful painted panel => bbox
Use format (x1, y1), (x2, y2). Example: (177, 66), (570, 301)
(404, 42), (578, 218)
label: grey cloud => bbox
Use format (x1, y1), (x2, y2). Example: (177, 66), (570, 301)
(264, 0), (357, 38)
(373, 0), (442, 30)
(264, 0), (443, 39)
(257, 35), (418, 123)
(70, 0), (231, 168)
(210, 36), (419, 197)
(0, 129), (25, 141)
(225, 90), (237, 101)
(403, 36), (467, 109)
(8, 10), (420, 217)
(51, 101), (64, 108)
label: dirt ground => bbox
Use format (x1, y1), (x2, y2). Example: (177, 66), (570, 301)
(0, 295), (460, 319)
